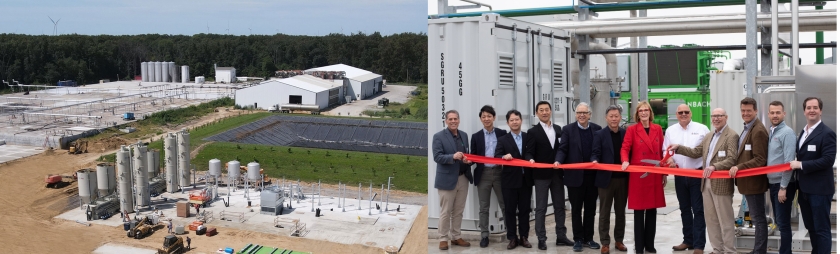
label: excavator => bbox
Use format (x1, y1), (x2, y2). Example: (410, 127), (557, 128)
(68, 140), (88, 155)
(157, 235), (185, 254)
(127, 216), (154, 239)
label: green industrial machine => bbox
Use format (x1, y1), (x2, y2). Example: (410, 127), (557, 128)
(618, 44), (729, 129)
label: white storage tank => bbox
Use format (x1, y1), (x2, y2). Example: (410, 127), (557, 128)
(227, 160), (241, 179)
(427, 14), (571, 233)
(96, 163), (115, 197)
(116, 146), (134, 213)
(247, 162), (260, 181)
(164, 133), (178, 193)
(177, 130), (190, 188)
(168, 62), (177, 82)
(141, 62), (148, 82)
(181, 66), (190, 83)
(133, 145), (149, 206)
(162, 61), (170, 82)
(208, 159), (221, 177)
(77, 168), (97, 205)
(154, 62), (163, 82)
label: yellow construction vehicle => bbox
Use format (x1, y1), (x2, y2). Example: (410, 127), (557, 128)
(68, 140), (88, 154)
(127, 216), (154, 239)
(157, 235), (185, 254)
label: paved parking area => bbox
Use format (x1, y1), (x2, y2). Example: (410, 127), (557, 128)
(0, 144), (43, 164)
(325, 85), (417, 117)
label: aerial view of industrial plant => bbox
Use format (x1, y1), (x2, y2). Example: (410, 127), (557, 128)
(0, 1), (428, 253)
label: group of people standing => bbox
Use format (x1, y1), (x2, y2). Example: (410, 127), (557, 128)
(433, 97), (835, 254)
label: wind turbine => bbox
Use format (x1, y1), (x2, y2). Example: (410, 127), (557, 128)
(48, 16), (61, 36)
(206, 22), (210, 34)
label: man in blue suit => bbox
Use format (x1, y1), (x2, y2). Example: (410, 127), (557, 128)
(591, 105), (629, 254)
(789, 97), (836, 254)
(470, 105), (507, 248)
(433, 110), (474, 250)
(495, 109), (533, 250)
(555, 102), (603, 252)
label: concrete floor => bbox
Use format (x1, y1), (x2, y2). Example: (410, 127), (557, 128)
(324, 85), (416, 117)
(92, 243), (157, 254)
(0, 144), (43, 163)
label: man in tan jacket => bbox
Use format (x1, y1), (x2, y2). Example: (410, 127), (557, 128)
(729, 97), (769, 254)
(668, 108), (739, 254)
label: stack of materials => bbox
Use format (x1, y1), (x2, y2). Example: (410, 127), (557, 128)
(206, 227), (217, 236)
(188, 221), (204, 231)
(176, 202), (190, 217)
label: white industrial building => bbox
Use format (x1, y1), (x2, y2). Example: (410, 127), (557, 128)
(215, 67), (236, 83)
(306, 64), (382, 101)
(235, 75), (343, 111)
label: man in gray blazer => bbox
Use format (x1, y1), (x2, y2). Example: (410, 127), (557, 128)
(434, 110), (473, 250)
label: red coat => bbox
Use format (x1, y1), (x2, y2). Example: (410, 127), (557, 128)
(620, 123), (666, 210)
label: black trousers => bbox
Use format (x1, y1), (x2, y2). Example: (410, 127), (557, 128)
(503, 186), (533, 240)
(634, 209), (657, 252)
(567, 174), (599, 241)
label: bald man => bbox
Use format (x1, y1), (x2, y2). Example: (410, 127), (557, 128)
(663, 104), (709, 254)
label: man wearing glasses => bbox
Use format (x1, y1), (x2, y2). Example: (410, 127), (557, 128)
(555, 102), (602, 252)
(663, 104), (709, 254)
(668, 108), (739, 254)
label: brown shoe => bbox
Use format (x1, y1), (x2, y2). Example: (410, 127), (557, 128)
(439, 241), (448, 250)
(672, 243), (692, 251)
(507, 239), (518, 249)
(451, 238), (471, 247)
(519, 237), (532, 248)
(601, 245), (611, 254)
(692, 249), (703, 254)
(615, 242), (628, 251)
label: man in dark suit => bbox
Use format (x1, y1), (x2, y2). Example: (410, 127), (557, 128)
(789, 97), (836, 254)
(525, 100), (574, 250)
(495, 109), (533, 249)
(591, 105), (628, 254)
(470, 105), (507, 248)
(555, 102), (603, 252)
(433, 110), (474, 250)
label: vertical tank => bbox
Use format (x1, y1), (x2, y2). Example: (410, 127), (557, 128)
(227, 160), (241, 180)
(155, 62), (163, 82)
(208, 159), (221, 178)
(149, 62), (157, 82)
(77, 168), (97, 205)
(133, 145), (149, 206)
(181, 66), (190, 83)
(162, 62), (170, 82)
(168, 62), (177, 82)
(95, 163), (114, 197)
(164, 133), (179, 193)
(146, 149), (160, 178)
(116, 146), (134, 213)
(247, 162), (260, 181)
(177, 130), (190, 188)
(141, 62), (148, 82)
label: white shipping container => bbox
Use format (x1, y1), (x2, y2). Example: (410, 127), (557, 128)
(428, 14), (573, 233)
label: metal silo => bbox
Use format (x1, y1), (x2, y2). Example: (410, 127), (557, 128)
(96, 163), (115, 197)
(177, 130), (190, 188)
(116, 146), (134, 213)
(155, 62), (163, 82)
(247, 162), (260, 181)
(133, 145), (149, 206)
(227, 160), (241, 180)
(209, 159), (221, 178)
(162, 62), (170, 82)
(146, 149), (160, 178)
(164, 133), (178, 193)
(181, 66), (190, 83)
(77, 168), (97, 205)
(168, 62), (176, 83)
(141, 62), (148, 82)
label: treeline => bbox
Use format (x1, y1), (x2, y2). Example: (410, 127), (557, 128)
(0, 32), (427, 88)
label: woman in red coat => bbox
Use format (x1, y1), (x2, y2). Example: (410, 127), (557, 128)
(620, 101), (666, 254)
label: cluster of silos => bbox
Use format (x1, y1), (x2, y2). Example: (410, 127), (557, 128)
(141, 62), (188, 83)
(116, 146), (134, 213)
(95, 163), (116, 197)
(77, 168), (98, 205)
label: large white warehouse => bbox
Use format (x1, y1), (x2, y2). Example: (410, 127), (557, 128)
(235, 75), (343, 111)
(306, 64), (382, 101)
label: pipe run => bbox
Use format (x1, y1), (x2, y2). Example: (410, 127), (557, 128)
(772, 0), (780, 75)
(574, 42), (837, 54)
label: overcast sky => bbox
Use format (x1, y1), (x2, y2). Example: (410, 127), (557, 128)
(0, 0), (427, 36)
(429, 0), (836, 65)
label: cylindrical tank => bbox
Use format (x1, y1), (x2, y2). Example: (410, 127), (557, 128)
(177, 130), (190, 188)
(141, 62), (148, 82)
(168, 62), (176, 83)
(77, 168), (97, 205)
(133, 145), (149, 206)
(164, 133), (178, 193)
(209, 159), (221, 177)
(146, 149), (160, 178)
(107, 163), (116, 192)
(154, 62), (163, 82)
(181, 66), (190, 83)
(96, 163), (114, 197)
(227, 160), (241, 179)
(162, 62), (170, 82)
(116, 146), (134, 213)
(247, 162), (260, 181)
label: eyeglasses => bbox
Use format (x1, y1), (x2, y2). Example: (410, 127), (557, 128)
(677, 111), (691, 115)
(638, 109), (650, 113)
(576, 112), (590, 115)
(711, 114), (726, 118)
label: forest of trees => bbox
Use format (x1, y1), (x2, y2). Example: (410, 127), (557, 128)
(0, 32), (427, 88)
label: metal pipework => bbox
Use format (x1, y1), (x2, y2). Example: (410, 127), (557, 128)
(358, 183), (362, 210)
(511, 23), (518, 114)
(385, 177), (393, 212)
(792, 0), (799, 74)
(525, 26), (533, 120)
(772, 0), (780, 76)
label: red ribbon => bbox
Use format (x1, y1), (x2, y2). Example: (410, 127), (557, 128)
(465, 154), (792, 179)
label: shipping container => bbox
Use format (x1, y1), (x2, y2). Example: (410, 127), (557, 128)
(427, 14), (572, 233)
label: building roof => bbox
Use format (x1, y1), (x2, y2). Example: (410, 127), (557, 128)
(216, 67), (235, 71)
(253, 75), (340, 93)
(349, 73), (382, 82)
(306, 64), (379, 81)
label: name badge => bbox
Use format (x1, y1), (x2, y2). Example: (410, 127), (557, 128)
(718, 151), (726, 157)
(808, 145), (816, 152)
(745, 144), (752, 151)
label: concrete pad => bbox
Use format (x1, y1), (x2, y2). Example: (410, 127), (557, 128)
(0, 145), (42, 164)
(324, 85), (417, 117)
(92, 243), (157, 254)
